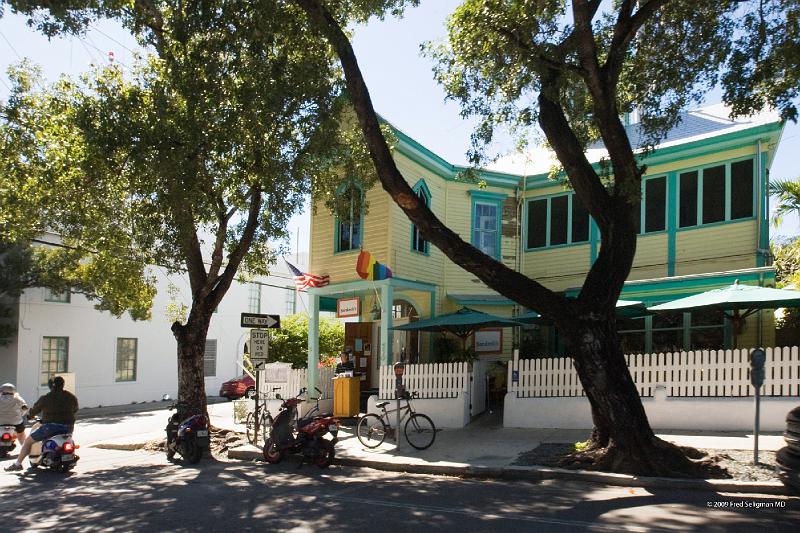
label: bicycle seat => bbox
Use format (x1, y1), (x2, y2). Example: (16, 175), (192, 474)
(375, 401), (389, 409)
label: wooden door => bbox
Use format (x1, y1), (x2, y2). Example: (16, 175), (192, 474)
(344, 322), (373, 390)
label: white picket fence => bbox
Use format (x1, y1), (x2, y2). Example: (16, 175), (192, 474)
(378, 362), (471, 400)
(509, 346), (800, 398)
(258, 365), (335, 400)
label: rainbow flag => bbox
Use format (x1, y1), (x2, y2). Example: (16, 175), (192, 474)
(356, 250), (393, 281)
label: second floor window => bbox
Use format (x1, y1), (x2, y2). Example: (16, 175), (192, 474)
(679, 158), (754, 228)
(473, 202), (499, 258)
(411, 181), (431, 254)
(44, 288), (70, 303)
(526, 194), (590, 249)
(336, 183), (363, 253)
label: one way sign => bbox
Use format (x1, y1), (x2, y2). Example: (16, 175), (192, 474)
(240, 312), (281, 329)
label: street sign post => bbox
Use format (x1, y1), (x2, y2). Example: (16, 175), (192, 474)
(241, 312), (280, 329)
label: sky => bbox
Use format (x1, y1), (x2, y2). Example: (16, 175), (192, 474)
(1, 1), (798, 255)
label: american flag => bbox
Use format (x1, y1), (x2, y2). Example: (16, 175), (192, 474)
(285, 259), (329, 290)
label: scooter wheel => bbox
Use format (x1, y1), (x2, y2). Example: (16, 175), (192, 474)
(262, 438), (284, 464)
(186, 440), (203, 464)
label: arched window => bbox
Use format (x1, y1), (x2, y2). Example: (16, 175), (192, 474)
(411, 180), (431, 254)
(335, 182), (363, 253)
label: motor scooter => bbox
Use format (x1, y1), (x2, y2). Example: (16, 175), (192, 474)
(0, 425), (17, 458)
(262, 388), (339, 468)
(165, 401), (209, 464)
(27, 420), (79, 472)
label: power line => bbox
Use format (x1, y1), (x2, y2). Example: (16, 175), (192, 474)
(0, 31), (22, 59)
(88, 24), (138, 55)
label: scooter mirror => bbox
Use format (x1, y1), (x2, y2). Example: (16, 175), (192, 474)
(162, 394), (171, 401)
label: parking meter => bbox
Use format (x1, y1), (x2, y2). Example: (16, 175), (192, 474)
(750, 348), (766, 464)
(750, 348), (766, 388)
(394, 362), (405, 445)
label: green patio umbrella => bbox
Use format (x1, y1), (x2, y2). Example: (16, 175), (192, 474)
(391, 307), (523, 352)
(514, 299), (650, 324)
(647, 280), (800, 345)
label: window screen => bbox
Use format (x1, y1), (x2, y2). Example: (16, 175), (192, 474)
(527, 199), (547, 248)
(702, 165), (725, 224)
(116, 338), (137, 382)
(644, 176), (666, 233)
(571, 195), (590, 243)
(730, 159), (754, 220)
(679, 171), (698, 228)
(549, 196), (568, 246)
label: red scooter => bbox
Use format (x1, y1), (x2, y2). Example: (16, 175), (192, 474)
(262, 388), (339, 468)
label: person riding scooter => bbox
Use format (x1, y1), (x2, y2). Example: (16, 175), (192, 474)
(5, 376), (78, 472)
(0, 383), (28, 446)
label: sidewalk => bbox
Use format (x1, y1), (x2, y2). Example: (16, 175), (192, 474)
(228, 413), (791, 495)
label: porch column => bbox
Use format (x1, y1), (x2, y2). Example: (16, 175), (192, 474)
(307, 290), (320, 394)
(380, 283), (394, 366)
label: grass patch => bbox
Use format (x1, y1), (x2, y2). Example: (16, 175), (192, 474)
(573, 440), (590, 452)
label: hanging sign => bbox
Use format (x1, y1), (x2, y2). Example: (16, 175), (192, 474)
(474, 328), (503, 354)
(336, 297), (361, 318)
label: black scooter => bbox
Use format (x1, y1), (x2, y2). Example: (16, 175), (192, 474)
(165, 401), (210, 464)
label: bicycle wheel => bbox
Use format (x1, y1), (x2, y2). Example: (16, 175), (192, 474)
(356, 414), (387, 448)
(245, 412), (257, 445)
(404, 413), (436, 450)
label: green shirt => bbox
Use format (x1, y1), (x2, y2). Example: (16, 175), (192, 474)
(29, 389), (79, 425)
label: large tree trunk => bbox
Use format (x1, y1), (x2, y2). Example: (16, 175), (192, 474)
(171, 314), (211, 417)
(559, 315), (708, 476)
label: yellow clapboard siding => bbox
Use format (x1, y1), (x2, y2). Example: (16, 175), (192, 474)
(629, 233), (669, 281)
(521, 245), (591, 291)
(674, 221), (757, 276)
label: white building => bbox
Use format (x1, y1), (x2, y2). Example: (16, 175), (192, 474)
(0, 253), (309, 408)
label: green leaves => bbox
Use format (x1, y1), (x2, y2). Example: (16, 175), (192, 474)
(268, 313), (344, 368)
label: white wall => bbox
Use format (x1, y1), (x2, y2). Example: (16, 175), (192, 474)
(6, 256), (308, 408)
(504, 392), (800, 431)
(367, 394), (470, 429)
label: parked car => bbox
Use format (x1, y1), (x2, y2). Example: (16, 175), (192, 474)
(219, 375), (255, 400)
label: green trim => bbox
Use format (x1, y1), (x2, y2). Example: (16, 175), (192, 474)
(448, 294), (516, 306)
(589, 219), (599, 264)
(666, 171), (677, 276)
(468, 190), (508, 202)
(411, 179), (431, 255)
(390, 125), (520, 189)
(758, 149), (769, 266)
(308, 276), (438, 297)
(471, 195), (503, 259)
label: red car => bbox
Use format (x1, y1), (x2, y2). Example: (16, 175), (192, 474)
(219, 375), (256, 400)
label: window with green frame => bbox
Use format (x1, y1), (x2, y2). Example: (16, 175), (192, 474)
(115, 338), (138, 382)
(634, 175), (667, 234)
(526, 193), (590, 249)
(41, 336), (68, 386)
(472, 201), (500, 258)
(335, 182), (363, 253)
(411, 180), (430, 254)
(679, 158), (754, 228)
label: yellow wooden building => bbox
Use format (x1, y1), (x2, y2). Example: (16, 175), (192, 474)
(305, 105), (785, 392)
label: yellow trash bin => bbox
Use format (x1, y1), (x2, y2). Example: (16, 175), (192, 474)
(333, 377), (360, 417)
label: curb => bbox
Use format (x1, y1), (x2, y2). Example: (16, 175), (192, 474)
(227, 446), (790, 495)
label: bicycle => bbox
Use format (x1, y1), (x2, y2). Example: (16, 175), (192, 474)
(245, 387), (281, 445)
(356, 391), (436, 450)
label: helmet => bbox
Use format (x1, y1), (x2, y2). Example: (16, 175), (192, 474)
(48, 376), (65, 391)
(1, 383), (16, 394)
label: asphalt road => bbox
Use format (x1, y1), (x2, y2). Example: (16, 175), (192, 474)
(1, 403), (797, 532)
(1, 447), (798, 533)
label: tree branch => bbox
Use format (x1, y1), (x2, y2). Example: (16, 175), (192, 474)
(207, 185), (262, 311)
(294, 0), (570, 321)
(604, 0), (672, 86)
